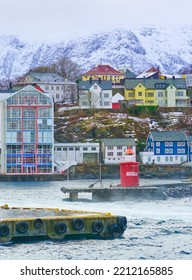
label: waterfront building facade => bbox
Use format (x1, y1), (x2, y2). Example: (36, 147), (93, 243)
(101, 138), (136, 164)
(187, 135), (192, 162)
(139, 131), (188, 164)
(0, 85), (54, 174)
(54, 142), (100, 172)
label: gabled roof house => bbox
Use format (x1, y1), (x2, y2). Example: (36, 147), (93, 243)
(78, 80), (112, 109)
(101, 138), (136, 164)
(82, 65), (125, 85)
(139, 131), (189, 164)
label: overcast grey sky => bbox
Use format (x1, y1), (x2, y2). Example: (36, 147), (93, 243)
(0, 0), (192, 43)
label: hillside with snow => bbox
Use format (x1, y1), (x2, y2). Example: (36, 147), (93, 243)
(0, 25), (192, 81)
(54, 107), (192, 145)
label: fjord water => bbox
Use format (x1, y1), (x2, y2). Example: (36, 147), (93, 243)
(0, 179), (191, 260)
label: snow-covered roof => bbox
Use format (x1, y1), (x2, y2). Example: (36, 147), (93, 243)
(136, 71), (158, 78)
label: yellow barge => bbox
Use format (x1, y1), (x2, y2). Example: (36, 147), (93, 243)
(0, 204), (127, 243)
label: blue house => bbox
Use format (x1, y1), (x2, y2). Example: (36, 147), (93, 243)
(139, 131), (188, 164)
(187, 135), (192, 162)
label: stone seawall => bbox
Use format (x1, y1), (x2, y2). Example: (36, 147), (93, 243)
(0, 174), (67, 182)
(0, 164), (191, 181)
(71, 164), (192, 180)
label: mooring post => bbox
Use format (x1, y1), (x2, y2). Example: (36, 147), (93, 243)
(69, 191), (78, 201)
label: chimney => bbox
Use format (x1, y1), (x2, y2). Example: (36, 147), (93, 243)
(89, 77), (92, 84)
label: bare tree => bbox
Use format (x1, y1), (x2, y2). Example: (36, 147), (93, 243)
(21, 56), (82, 82)
(50, 56), (82, 81)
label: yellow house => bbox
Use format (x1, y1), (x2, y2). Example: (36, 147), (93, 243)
(125, 78), (188, 107)
(125, 80), (157, 105)
(82, 65), (125, 84)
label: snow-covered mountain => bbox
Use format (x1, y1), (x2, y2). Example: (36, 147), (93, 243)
(0, 25), (192, 81)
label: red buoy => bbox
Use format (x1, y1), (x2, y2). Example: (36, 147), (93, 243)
(120, 147), (139, 187)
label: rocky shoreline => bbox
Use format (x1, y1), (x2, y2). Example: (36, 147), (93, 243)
(163, 184), (192, 199)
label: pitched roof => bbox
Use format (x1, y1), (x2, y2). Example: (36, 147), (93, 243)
(136, 67), (161, 79)
(24, 72), (64, 83)
(34, 85), (44, 92)
(0, 90), (16, 94)
(102, 138), (136, 146)
(125, 69), (137, 78)
(150, 131), (187, 141)
(187, 135), (192, 141)
(125, 78), (186, 89)
(82, 65), (124, 76)
(78, 80), (112, 90)
(136, 72), (159, 79)
(112, 93), (124, 102)
(0, 90), (17, 101)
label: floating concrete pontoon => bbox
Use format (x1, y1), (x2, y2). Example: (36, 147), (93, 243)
(0, 204), (127, 243)
(61, 185), (166, 201)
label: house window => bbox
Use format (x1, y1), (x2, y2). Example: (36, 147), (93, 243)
(107, 146), (113, 150)
(104, 93), (109, 98)
(75, 147), (80, 151)
(117, 146), (122, 150)
(91, 147), (96, 151)
(178, 142), (185, 146)
(158, 92), (163, 97)
(107, 152), (113, 156)
(80, 92), (87, 98)
(138, 92), (142, 96)
(170, 156), (173, 162)
(82, 102), (88, 106)
(165, 157), (169, 162)
(148, 92), (154, 97)
(156, 148), (160, 154)
(157, 157), (161, 162)
(177, 149), (185, 154)
(69, 147), (74, 151)
(104, 102), (110, 106)
(165, 142), (173, 146)
(83, 147), (88, 151)
(148, 157), (151, 162)
(156, 142), (160, 146)
(176, 91), (184, 96)
(128, 93), (134, 97)
(180, 156), (184, 162)
(56, 86), (60, 91)
(117, 152), (122, 156)
(94, 85), (97, 89)
(165, 149), (173, 154)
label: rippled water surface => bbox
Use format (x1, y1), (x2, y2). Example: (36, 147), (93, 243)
(0, 179), (192, 260)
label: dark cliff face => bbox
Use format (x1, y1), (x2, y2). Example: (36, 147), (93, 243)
(1, 25), (192, 80)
